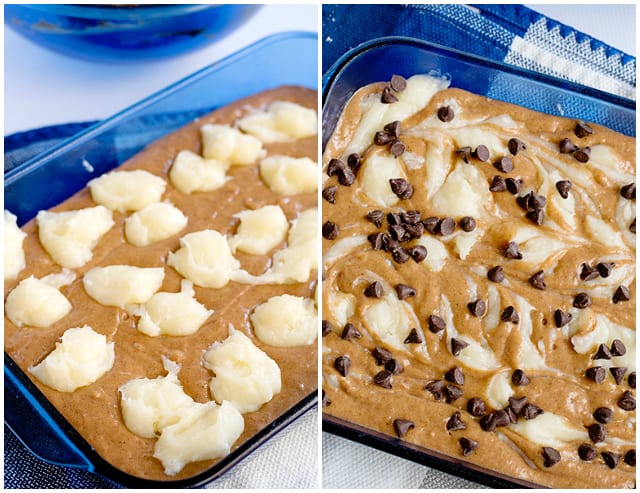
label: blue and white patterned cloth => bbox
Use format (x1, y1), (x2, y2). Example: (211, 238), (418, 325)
(322, 4), (635, 100)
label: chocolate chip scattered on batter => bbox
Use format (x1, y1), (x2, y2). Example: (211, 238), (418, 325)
(502, 241), (523, 259)
(508, 396), (528, 415)
(367, 232), (385, 250)
(620, 182), (636, 200)
(372, 346), (393, 366)
(630, 218), (636, 234)
(428, 314), (446, 334)
(395, 283), (416, 300)
(437, 105), (454, 122)
(444, 384), (464, 404)
(573, 292), (592, 309)
(422, 216), (440, 233)
(389, 178), (414, 199)
(594, 343), (613, 360)
(505, 177), (522, 195)
(322, 221), (339, 240)
(338, 166), (356, 186)
(487, 265), (505, 283)
(588, 423), (607, 443)
(404, 328), (423, 344)
(501, 306), (520, 324)
(610, 339), (627, 357)
(459, 216), (476, 232)
(334, 355), (350, 377)
(467, 299), (486, 317)
(456, 146), (472, 163)
(385, 358), (403, 375)
(459, 437), (478, 457)
(467, 397), (487, 417)
(559, 137), (578, 154)
(425, 380), (445, 400)
(364, 281), (383, 298)
(374, 130), (392, 145)
(512, 369), (530, 386)
(445, 367), (465, 385)
(528, 270), (547, 290)
(526, 209), (545, 225)
(579, 263), (599, 281)
(473, 145), (490, 162)
(393, 418), (415, 438)
(601, 451), (621, 469)
(596, 261), (615, 278)
(390, 139), (406, 158)
(446, 411), (466, 432)
(508, 138), (526, 155)
(493, 156), (514, 173)
(365, 210), (384, 228)
(617, 391), (636, 411)
(437, 217), (456, 236)
(555, 180), (572, 198)
(322, 320), (332, 337)
(479, 413), (497, 432)
(522, 403), (544, 420)
(374, 370), (393, 388)
(327, 158), (345, 177)
(574, 146), (591, 163)
(629, 372), (636, 389)
(410, 245), (428, 263)
(624, 449), (636, 467)
(381, 86), (398, 104)
(578, 442), (597, 461)
(322, 185), (337, 204)
(489, 175), (507, 192)
(391, 246), (411, 263)
(613, 285), (630, 303)
(593, 407), (614, 424)
(384, 120), (401, 138)
(554, 309), (572, 328)
(347, 152), (362, 173)
(586, 366), (606, 384)
(574, 121), (593, 138)
(390, 74), (407, 93)
(542, 447), (561, 467)
(341, 323), (361, 341)
(610, 367), (628, 385)
(401, 210), (421, 224)
(451, 338), (470, 357)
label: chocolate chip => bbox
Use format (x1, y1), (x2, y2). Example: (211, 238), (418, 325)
(374, 369), (393, 388)
(467, 299), (486, 317)
(428, 314), (446, 333)
(596, 262), (615, 278)
(410, 245), (428, 263)
(372, 346), (393, 366)
(620, 182), (636, 200)
(618, 391), (636, 411)
(385, 358), (403, 375)
(383, 120), (401, 137)
(554, 309), (572, 328)
(425, 380), (445, 400)
(374, 130), (392, 146)
(451, 338), (470, 357)
(422, 216), (440, 233)
(327, 158), (345, 177)
(389, 224), (410, 242)
(492, 409), (512, 427)
(487, 265), (505, 283)
(393, 418), (414, 438)
(368, 232), (385, 250)
(586, 366), (606, 384)
(593, 407), (614, 424)
(479, 413), (497, 432)
(322, 221), (339, 240)
(526, 209), (545, 225)
(437, 105), (454, 122)
(512, 369), (530, 386)
(613, 285), (630, 303)
(446, 411), (466, 432)
(508, 138), (526, 155)
(542, 447), (561, 467)
(573, 292), (591, 309)
(594, 343), (613, 360)
(341, 323), (361, 341)
(391, 247), (411, 263)
(456, 146), (472, 163)
(390, 139), (406, 158)
(322, 320), (332, 337)
(522, 403), (544, 420)
(579, 263), (599, 281)
(386, 212), (402, 226)
(383, 237), (400, 252)
(365, 210), (384, 228)
(444, 384), (464, 403)
(363, 281), (383, 298)
(390, 74), (407, 92)
(508, 396), (529, 415)
(389, 178), (413, 199)
(631, 218), (636, 234)
(437, 217), (456, 236)
(381, 86), (398, 104)
(473, 145), (490, 162)
(555, 180), (572, 198)
(574, 147), (591, 163)
(501, 306), (520, 324)
(624, 449), (636, 467)
(578, 442), (597, 461)
(588, 423), (606, 443)
(610, 367), (628, 385)
(334, 355), (350, 377)
(467, 397), (487, 417)
(459, 437), (478, 456)
(610, 339), (627, 357)
(493, 156), (514, 173)
(529, 270), (547, 290)
(322, 389), (330, 407)
(403, 328), (422, 344)
(574, 121), (593, 138)
(338, 167), (356, 186)
(459, 216), (476, 232)
(445, 367), (465, 385)
(401, 210), (422, 224)
(502, 241), (523, 259)
(602, 451), (621, 469)
(489, 175), (507, 192)
(395, 283), (416, 300)
(559, 138), (577, 154)
(322, 186), (337, 204)
(346, 152), (362, 172)
(405, 223), (425, 239)
(629, 372), (636, 389)
(505, 177), (522, 195)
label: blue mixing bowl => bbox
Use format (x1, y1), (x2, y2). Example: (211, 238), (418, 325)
(4, 4), (261, 62)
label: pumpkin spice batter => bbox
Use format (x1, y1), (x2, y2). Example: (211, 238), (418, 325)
(5, 86), (318, 482)
(322, 75), (635, 488)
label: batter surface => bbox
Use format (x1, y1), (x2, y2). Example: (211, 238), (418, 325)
(321, 75), (635, 489)
(5, 86), (318, 482)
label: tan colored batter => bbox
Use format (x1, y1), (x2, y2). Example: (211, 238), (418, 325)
(4, 86), (318, 482)
(322, 77), (635, 489)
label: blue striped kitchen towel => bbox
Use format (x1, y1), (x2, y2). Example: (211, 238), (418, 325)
(322, 4), (635, 100)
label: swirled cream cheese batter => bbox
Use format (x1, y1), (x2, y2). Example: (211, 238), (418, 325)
(322, 75), (635, 489)
(4, 86), (318, 481)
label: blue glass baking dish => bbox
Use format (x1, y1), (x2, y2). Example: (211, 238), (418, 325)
(5, 31), (318, 488)
(4, 4), (261, 62)
(322, 36), (635, 489)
